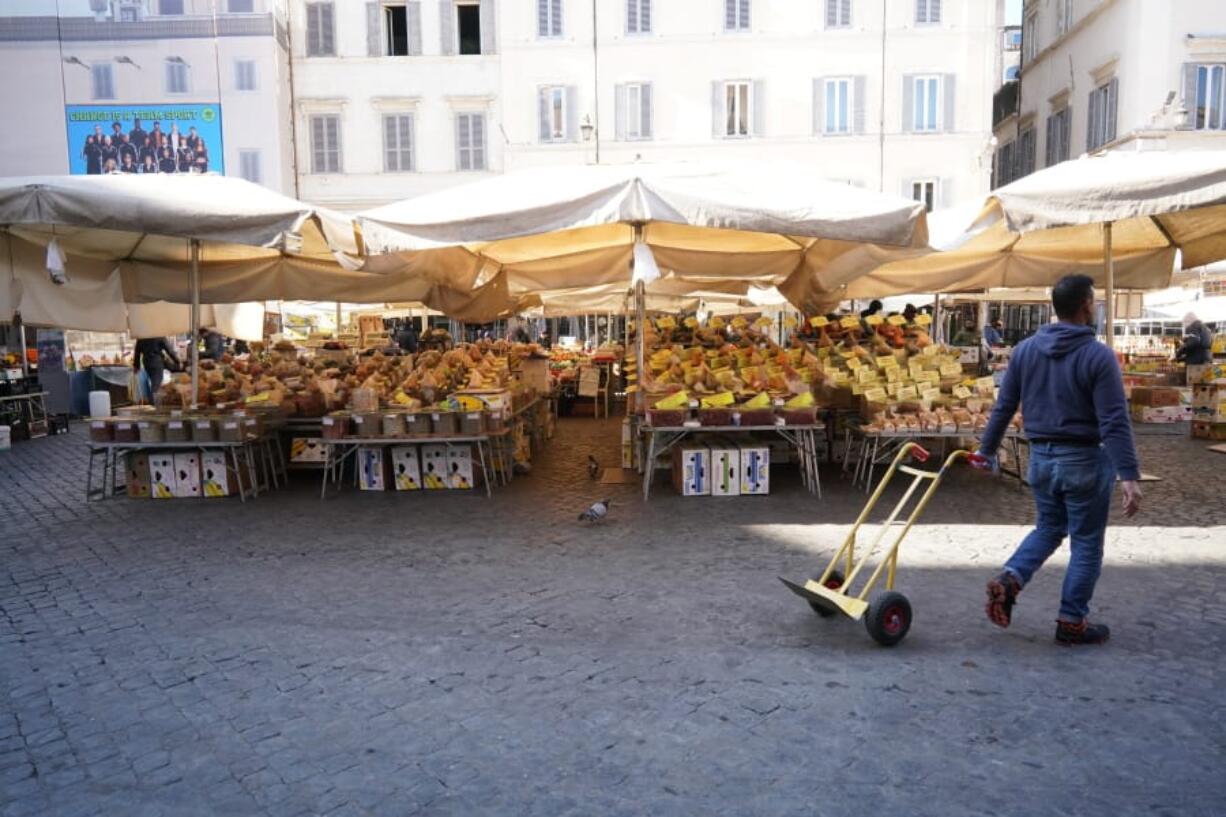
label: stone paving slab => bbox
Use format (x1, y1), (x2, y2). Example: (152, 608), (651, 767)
(0, 419), (1223, 816)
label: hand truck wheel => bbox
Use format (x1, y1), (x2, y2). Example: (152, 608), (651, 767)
(865, 591), (912, 646)
(807, 570), (845, 618)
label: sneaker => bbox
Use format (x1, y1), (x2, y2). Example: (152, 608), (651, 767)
(985, 571), (1021, 628)
(1054, 619), (1110, 646)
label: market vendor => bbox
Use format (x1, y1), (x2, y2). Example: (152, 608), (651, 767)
(200, 327), (225, 361)
(983, 319), (1005, 347)
(1176, 312), (1213, 365)
(133, 336), (180, 403)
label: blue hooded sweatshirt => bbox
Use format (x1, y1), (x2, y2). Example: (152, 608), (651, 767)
(980, 322), (1140, 481)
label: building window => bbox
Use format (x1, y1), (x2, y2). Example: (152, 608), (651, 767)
(912, 75), (939, 132)
(164, 58), (188, 94)
(1192, 64), (1226, 130)
(538, 86), (570, 142)
(1055, 0), (1073, 36)
(91, 63), (115, 100)
(1045, 106), (1071, 166)
(228, 0), (254, 12)
(538, 0), (562, 37)
(457, 1), (482, 54)
(158, 0), (184, 15)
(626, 0), (650, 34)
(825, 0), (850, 29)
(383, 114), (415, 172)
(915, 0), (940, 25)
(1018, 126), (1036, 178)
(1086, 77), (1118, 151)
(119, 6), (139, 21)
(1005, 65), (1020, 82)
(618, 82), (652, 139)
(238, 150), (261, 183)
(306, 3), (336, 57)
(1004, 28), (1021, 50)
(234, 59), (256, 91)
(384, 4), (409, 55)
(456, 112), (486, 171)
(911, 180), (937, 212)
(994, 141), (1015, 187)
(724, 0), (749, 31)
(309, 114), (341, 173)
(824, 77), (851, 134)
(1022, 13), (1037, 63)
(724, 81), (751, 137)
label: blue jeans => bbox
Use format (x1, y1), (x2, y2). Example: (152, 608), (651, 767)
(1004, 443), (1116, 622)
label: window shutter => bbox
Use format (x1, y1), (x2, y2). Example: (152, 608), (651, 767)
(311, 117), (323, 171)
(712, 81), (723, 137)
(1086, 87), (1099, 151)
(812, 78), (823, 135)
(941, 178), (953, 208)
(942, 74), (956, 131)
(840, 0), (850, 25)
(407, 1), (422, 55)
(627, 0), (637, 33)
(739, 0), (750, 28)
(930, 0), (940, 23)
(328, 116), (341, 172)
(853, 75), (866, 133)
(306, 5), (318, 55)
(456, 114), (469, 169)
(538, 88), (551, 141)
(1105, 77), (1118, 143)
(566, 86), (579, 141)
(901, 74), (914, 132)
(1045, 115), (1055, 167)
(551, 0), (562, 35)
(321, 4), (334, 55)
(1060, 106), (1071, 159)
(614, 84), (627, 140)
(752, 80), (765, 136)
(640, 0), (651, 33)
(366, 2), (381, 56)
(640, 83), (653, 138)
(825, 0), (836, 27)
(915, 0), (923, 24)
(1181, 63), (1198, 129)
(472, 114), (486, 169)
(405, 115), (416, 170)
(439, 0), (455, 54)
(724, 0), (736, 30)
(538, 0), (549, 36)
(383, 115), (396, 170)
(480, 0), (497, 54)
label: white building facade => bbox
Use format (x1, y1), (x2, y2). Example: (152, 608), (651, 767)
(993, 0), (1226, 187)
(0, 0), (295, 193)
(291, 0), (1004, 211)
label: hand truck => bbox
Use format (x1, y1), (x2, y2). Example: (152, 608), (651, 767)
(780, 442), (978, 646)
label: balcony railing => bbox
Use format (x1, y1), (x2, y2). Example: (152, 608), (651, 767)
(993, 81), (1019, 128)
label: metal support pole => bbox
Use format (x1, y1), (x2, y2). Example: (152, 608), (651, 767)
(1104, 221), (1115, 349)
(189, 238), (200, 408)
(335, 301), (343, 336)
(932, 292), (942, 344)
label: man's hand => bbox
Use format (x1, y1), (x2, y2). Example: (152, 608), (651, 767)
(1120, 480), (1142, 518)
(969, 450), (999, 474)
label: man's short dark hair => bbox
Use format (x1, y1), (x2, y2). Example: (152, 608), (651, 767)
(1051, 274), (1095, 319)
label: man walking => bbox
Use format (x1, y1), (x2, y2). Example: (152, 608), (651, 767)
(974, 274), (1141, 646)
(133, 336), (180, 404)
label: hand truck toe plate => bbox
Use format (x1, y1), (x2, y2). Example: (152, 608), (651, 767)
(778, 577), (868, 620)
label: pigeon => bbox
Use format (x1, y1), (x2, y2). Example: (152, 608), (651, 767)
(587, 455), (600, 480)
(578, 499), (611, 523)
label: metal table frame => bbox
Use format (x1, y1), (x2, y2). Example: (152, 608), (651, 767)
(0, 391), (49, 434)
(841, 424), (1026, 492)
(318, 433), (503, 499)
(640, 423), (826, 500)
(86, 438), (266, 503)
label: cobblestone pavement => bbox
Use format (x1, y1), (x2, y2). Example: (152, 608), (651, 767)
(1, 419), (1224, 816)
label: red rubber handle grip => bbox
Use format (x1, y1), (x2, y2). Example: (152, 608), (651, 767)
(910, 444), (930, 463)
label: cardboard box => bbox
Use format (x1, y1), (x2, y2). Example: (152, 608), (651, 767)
(290, 437), (328, 463)
(125, 452), (151, 498)
(420, 444), (449, 489)
(710, 447), (741, 497)
(1192, 421), (1226, 440)
(671, 446), (710, 496)
(446, 445), (477, 489)
(621, 418), (636, 469)
(520, 358), (550, 394)
(148, 453), (176, 498)
(740, 445), (770, 495)
(171, 452), (202, 498)
(1130, 405), (1190, 424)
(357, 446), (389, 491)
(201, 451), (235, 497)
(1130, 387), (1181, 407)
(390, 445), (423, 491)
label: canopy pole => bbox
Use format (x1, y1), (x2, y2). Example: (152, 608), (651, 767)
(17, 314), (28, 379)
(335, 302), (342, 336)
(633, 224), (646, 415)
(1104, 221), (1115, 349)
(189, 238), (200, 408)
(932, 292), (942, 344)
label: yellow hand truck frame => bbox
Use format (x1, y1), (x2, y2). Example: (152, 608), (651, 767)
(780, 441), (973, 646)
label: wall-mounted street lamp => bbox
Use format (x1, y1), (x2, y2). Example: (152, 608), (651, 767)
(115, 56), (142, 69)
(580, 115), (594, 142)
